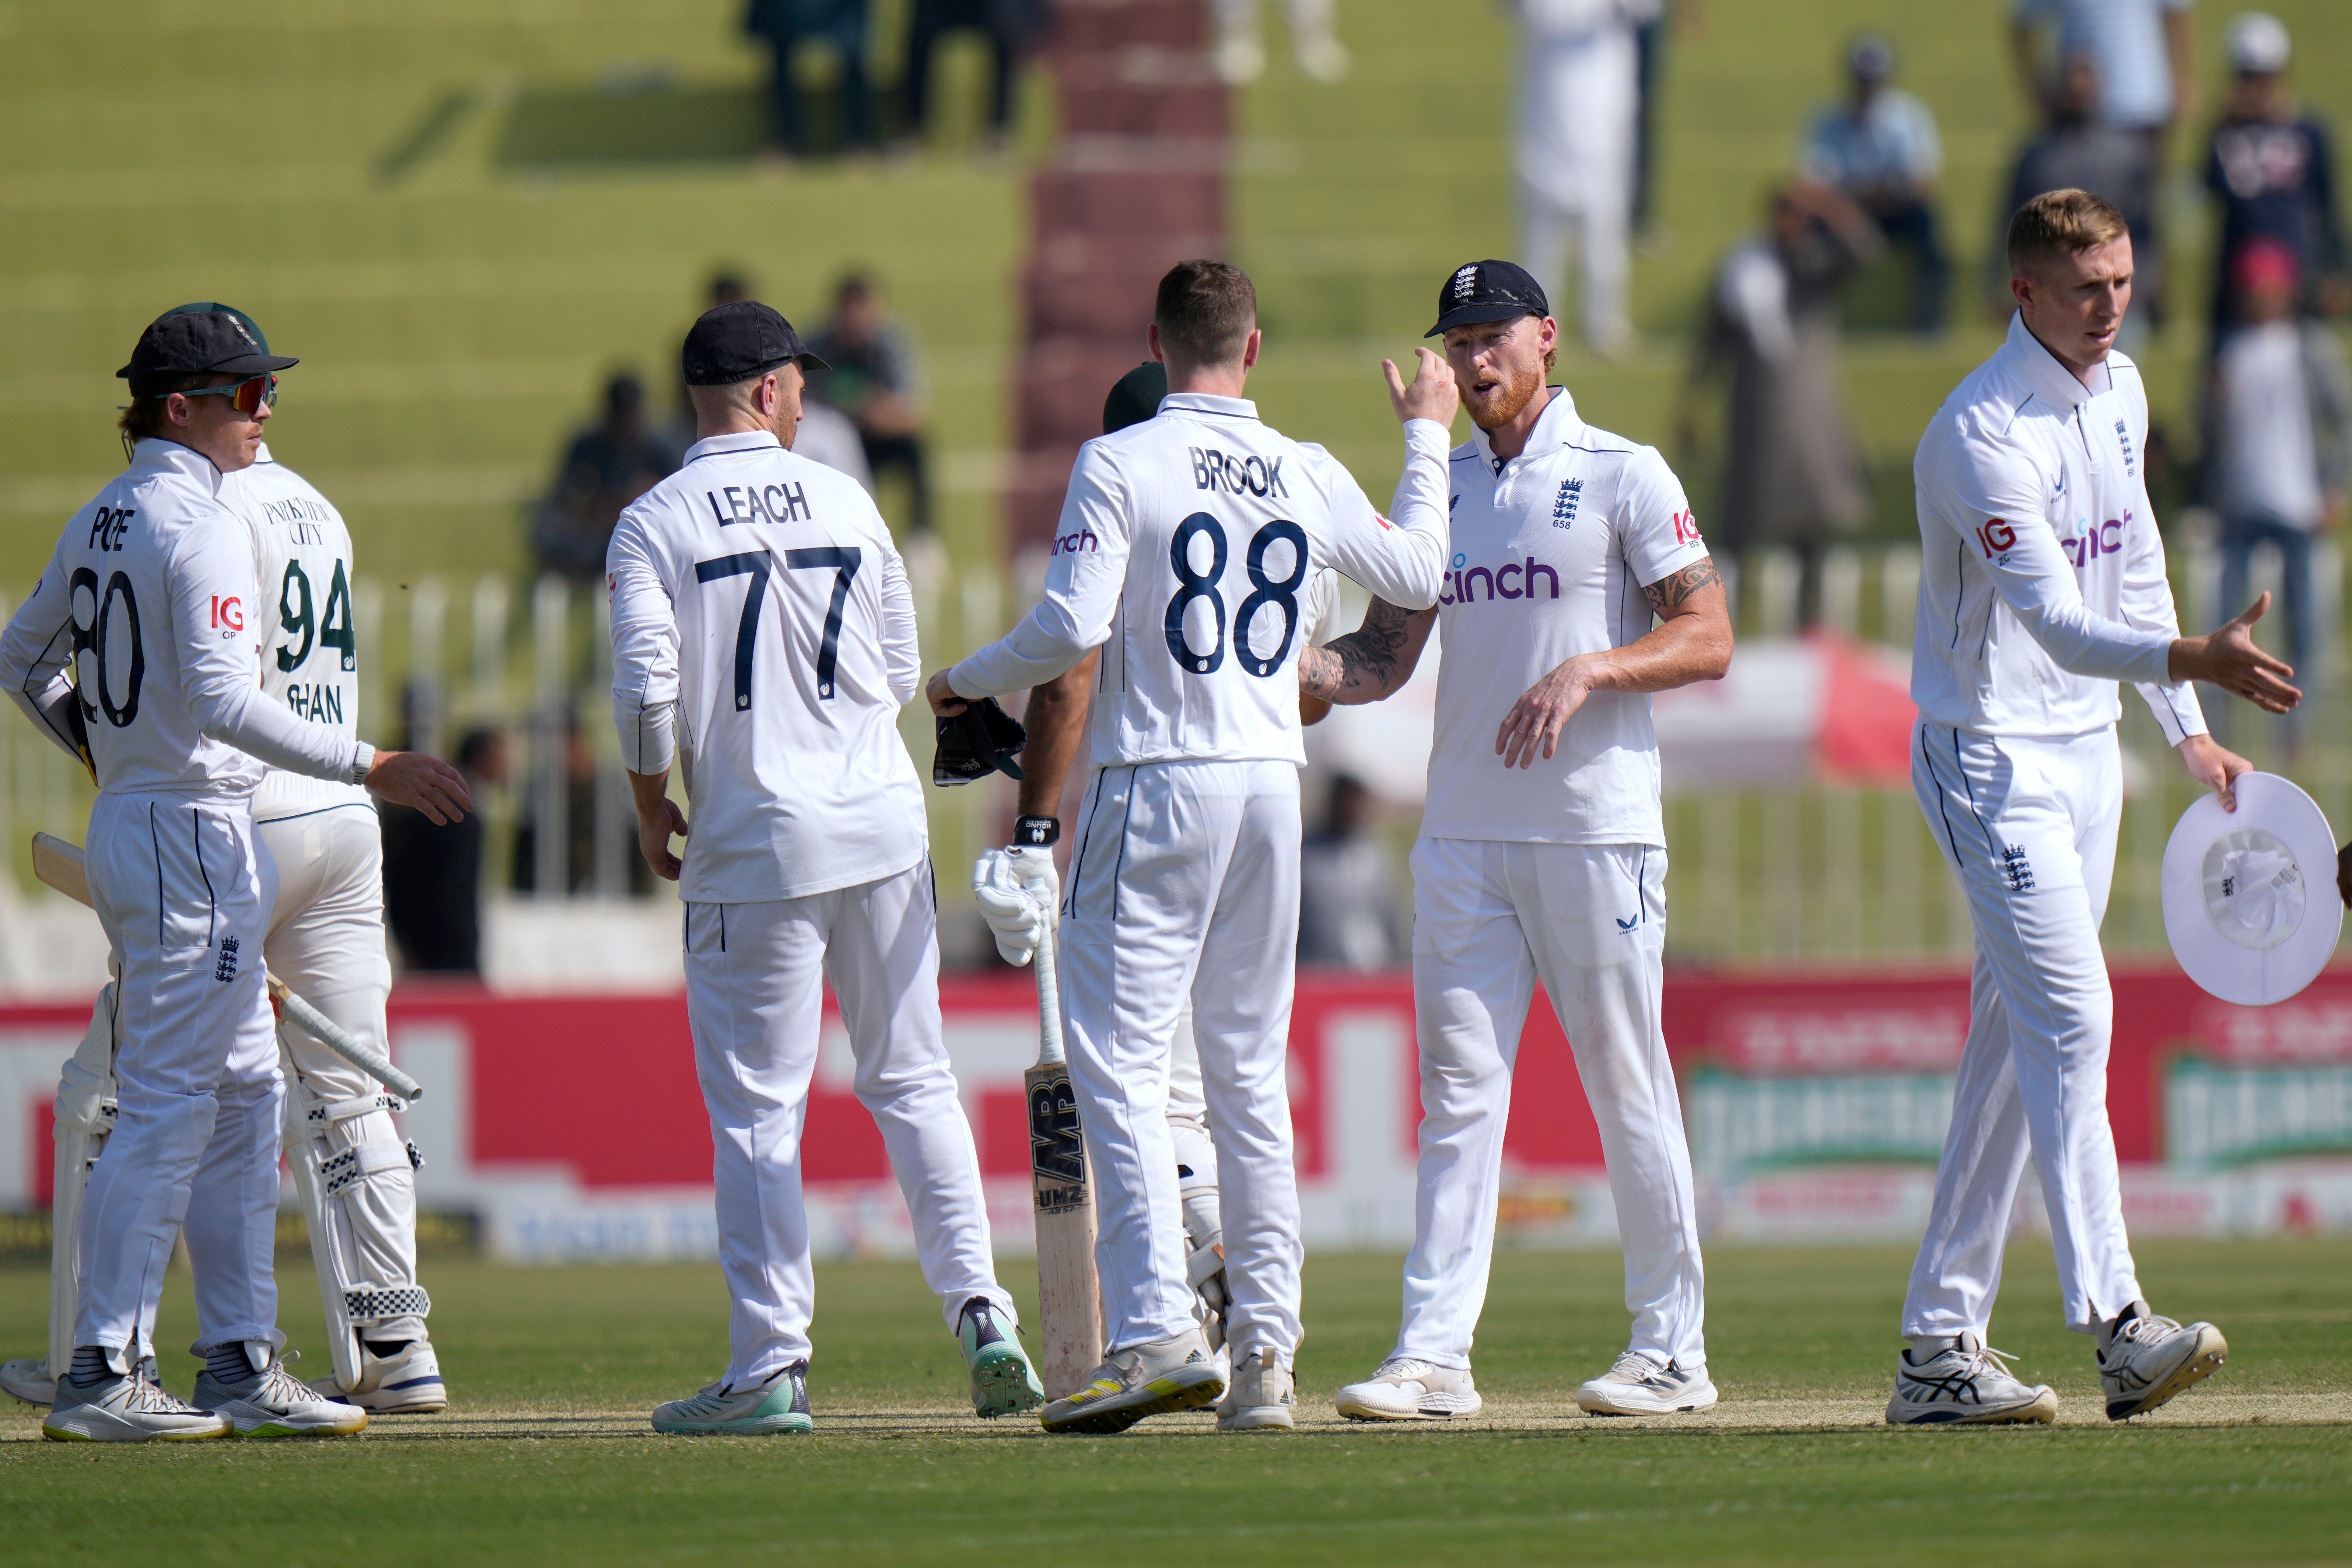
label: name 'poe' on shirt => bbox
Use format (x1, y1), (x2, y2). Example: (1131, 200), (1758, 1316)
(705, 483), (813, 527)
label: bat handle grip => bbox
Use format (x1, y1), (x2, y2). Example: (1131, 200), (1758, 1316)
(1033, 921), (1065, 1067)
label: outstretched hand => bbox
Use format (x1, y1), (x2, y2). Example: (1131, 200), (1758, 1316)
(1383, 348), (1459, 428)
(2170, 593), (2302, 714)
(365, 750), (475, 826)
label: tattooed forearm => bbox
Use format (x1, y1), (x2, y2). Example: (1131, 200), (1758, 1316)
(1644, 556), (1723, 618)
(1296, 598), (1431, 704)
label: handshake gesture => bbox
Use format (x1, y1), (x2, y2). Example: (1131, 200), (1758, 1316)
(972, 847), (1060, 966)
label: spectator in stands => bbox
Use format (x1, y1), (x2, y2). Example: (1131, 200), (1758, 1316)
(383, 728), (507, 975)
(1297, 774), (1397, 971)
(531, 372), (674, 581)
(664, 272), (872, 490)
(1679, 182), (1879, 630)
(2010, 0), (2194, 323)
(1800, 35), (1949, 334)
(809, 273), (932, 534)
(2201, 238), (2351, 748)
(2205, 12), (2348, 337)
(511, 710), (646, 897)
(744, 0), (876, 160)
(1212, 0), (1351, 85)
(1514, 0), (1644, 357)
(1998, 53), (2162, 333)
(902, 0), (1048, 153)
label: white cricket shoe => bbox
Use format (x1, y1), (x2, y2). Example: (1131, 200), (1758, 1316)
(195, 1347), (368, 1438)
(43, 1364), (229, 1443)
(1039, 1327), (1224, 1435)
(1334, 1357), (1483, 1421)
(652, 1361), (813, 1435)
(1216, 1348), (1296, 1432)
(2099, 1305), (2226, 1421)
(2, 1356), (57, 1407)
(1886, 1333), (2057, 1426)
(1577, 1350), (1719, 1416)
(306, 1338), (447, 1414)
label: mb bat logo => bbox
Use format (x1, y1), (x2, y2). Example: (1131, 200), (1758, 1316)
(1028, 1067), (1088, 1211)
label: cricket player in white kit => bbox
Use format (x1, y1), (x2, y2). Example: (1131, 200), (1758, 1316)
(608, 301), (1041, 1435)
(0, 309), (470, 1441)
(1513, 0), (1651, 357)
(1890, 191), (2296, 1425)
(1298, 261), (1731, 1422)
(0, 308), (444, 1420)
(930, 260), (1451, 1434)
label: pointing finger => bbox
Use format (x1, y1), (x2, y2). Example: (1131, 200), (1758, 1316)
(1382, 358), (1406, 398)
(2236, 591), (2272, 626)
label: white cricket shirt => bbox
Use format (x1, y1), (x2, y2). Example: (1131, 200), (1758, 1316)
(948, 393), (1449, 767)
(224, 445), (372, 822)
(0, 439), (370, 802)
(608, 429), (926, 904)
(1418, 388), (1708, 848)
(1911, 314), (2205, 746)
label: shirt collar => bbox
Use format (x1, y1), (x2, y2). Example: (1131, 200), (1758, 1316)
(683, 429), (783, 465)
(2001, 312), (2111, 411)
(130, 436), (225, 496)
(1470, 385), (1582, 465)
(1156, 392), (1259, 421)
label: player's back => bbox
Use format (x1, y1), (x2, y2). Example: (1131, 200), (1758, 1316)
(608, 430), (924, 904)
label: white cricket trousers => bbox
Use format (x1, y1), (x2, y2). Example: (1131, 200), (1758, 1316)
(77, 792), (283, 1360)
(1060, 758), (1303, 1361)
(1398, 837), (1705, 1371)
(683, 861), (1009, 1388)
(259, 804), (420, 1343)
(1908, 722), (2142, 1336)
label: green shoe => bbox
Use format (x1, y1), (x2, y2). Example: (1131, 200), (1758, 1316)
(958, 1296), (1045, 1418)
(651, 1362), (813, 1435)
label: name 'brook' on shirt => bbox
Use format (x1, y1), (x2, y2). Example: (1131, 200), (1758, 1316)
(1189, 447), (1289, 497)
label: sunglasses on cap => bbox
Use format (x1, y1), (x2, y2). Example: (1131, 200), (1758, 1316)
(148, 373), (279, 416)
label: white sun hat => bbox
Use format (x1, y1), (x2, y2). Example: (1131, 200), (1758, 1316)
(2162, 771), (2341, 1005)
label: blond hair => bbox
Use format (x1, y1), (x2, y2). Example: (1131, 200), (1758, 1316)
(2006, 189), (2131, 274)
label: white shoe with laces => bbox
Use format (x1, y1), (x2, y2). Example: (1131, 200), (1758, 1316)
(1886, 1333), (2057, 1426)
(1577, 1350), (1718, 1416)
(1334, 1357), (1483, 1421)
(43, 1362), (229, 1442)
(2099, 1303), (2226, 1421)
(194, 1345), (368, 1438)
(1215, 1348), (1296, 1432)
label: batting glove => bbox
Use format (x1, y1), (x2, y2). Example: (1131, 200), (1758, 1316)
(972, 849), (1046, 966)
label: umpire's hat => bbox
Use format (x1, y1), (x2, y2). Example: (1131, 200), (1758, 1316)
(1426, 260), (1551, 337)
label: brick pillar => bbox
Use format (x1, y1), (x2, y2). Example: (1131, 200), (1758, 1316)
(1007, 0), (1230, 553)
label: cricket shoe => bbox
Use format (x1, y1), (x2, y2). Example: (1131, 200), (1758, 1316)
(43, 1361), (229, 1443)
(1886, 1334), (2057, 1426)
(307, 1338), (447, 1414)
(1039, 1328), (1224, 1435)
(1333, 1357), (1483, 1421)
(2099, 1305), (2226, 1421)
(2, 1357), (56, 1408)
(195, 1347), (368, 1438)
(651, 1362), (813, 1435)
(1577, 1351), (1719, 1416)
(1216, 1348), (1296, 1432)
(957, 1297), (1044, 1418)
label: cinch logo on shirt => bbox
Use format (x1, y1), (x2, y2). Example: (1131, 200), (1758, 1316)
(1439, 552), (1560, 605)
(1551, 479), (1582, 530)
(1052, 526), (1098, 556)
(1188, 447), (1288, 498)
(2059, 514), (2127, 567)
(705, 484), (811, 527)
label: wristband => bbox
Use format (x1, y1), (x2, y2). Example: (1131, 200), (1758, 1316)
(349, 743), (376, 788)
(1012, 815), (1060, 847)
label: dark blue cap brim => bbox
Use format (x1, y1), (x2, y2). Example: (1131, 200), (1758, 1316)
(1425, 303), (1547, 338)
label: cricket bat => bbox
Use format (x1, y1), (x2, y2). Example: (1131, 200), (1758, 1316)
(31, 832), (425, 1102)
(1024, 919), (1101, 1399)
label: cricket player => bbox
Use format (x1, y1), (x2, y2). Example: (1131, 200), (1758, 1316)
(1513, 0), (1651, 357)
(1888, 189), (2294, 1425)
(0, 307), (470, 1441)
(1299, 260), (1731, 1422)
(608, 300), (1041, 1435)
(929, 260), (1451, 1434)
(0, 307), (445, 1420)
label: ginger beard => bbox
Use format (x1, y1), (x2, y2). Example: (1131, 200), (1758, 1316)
(1443, 315), (1554, 433)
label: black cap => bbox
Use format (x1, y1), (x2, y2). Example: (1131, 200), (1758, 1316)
(117, 305), (296, 385)
(1103, 361), (1168, 434)
(1425, 260), (1550, 337)
(682, 300), (827, 387)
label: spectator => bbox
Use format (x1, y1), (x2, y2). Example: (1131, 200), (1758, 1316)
(2201, 239), (2352, 747)
(808, 273), (932, 534)
(1513, 0), (1645, 357)
(1631, 0), (1702, 242)
(903, 1), (1049, 152)
(1799, 35), (1949, 334)
(531, 372), (674, 581)
(1999, 52), (2162, 333)
(512, 710), (645, 897)
(1297, 774), (1398, 970)
(2010, 0), (2194, 322)
(1212, 0), (1351, 85)
(664, 272), (872, 490)
(382, 728), (507, 975)
(2205, 12), (2348, 336)
(1679, 182), (1880, 629)
(743, 0), (876, 160)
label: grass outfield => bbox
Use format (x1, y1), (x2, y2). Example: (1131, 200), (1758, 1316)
(3, 1242), (2348, 1565)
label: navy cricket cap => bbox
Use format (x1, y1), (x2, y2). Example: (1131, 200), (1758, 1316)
(1103, 361), (1168, 434)
(682, 300), (828, 387)
(117, 305), (296, 385)
(1426, 260), (1550, 337)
